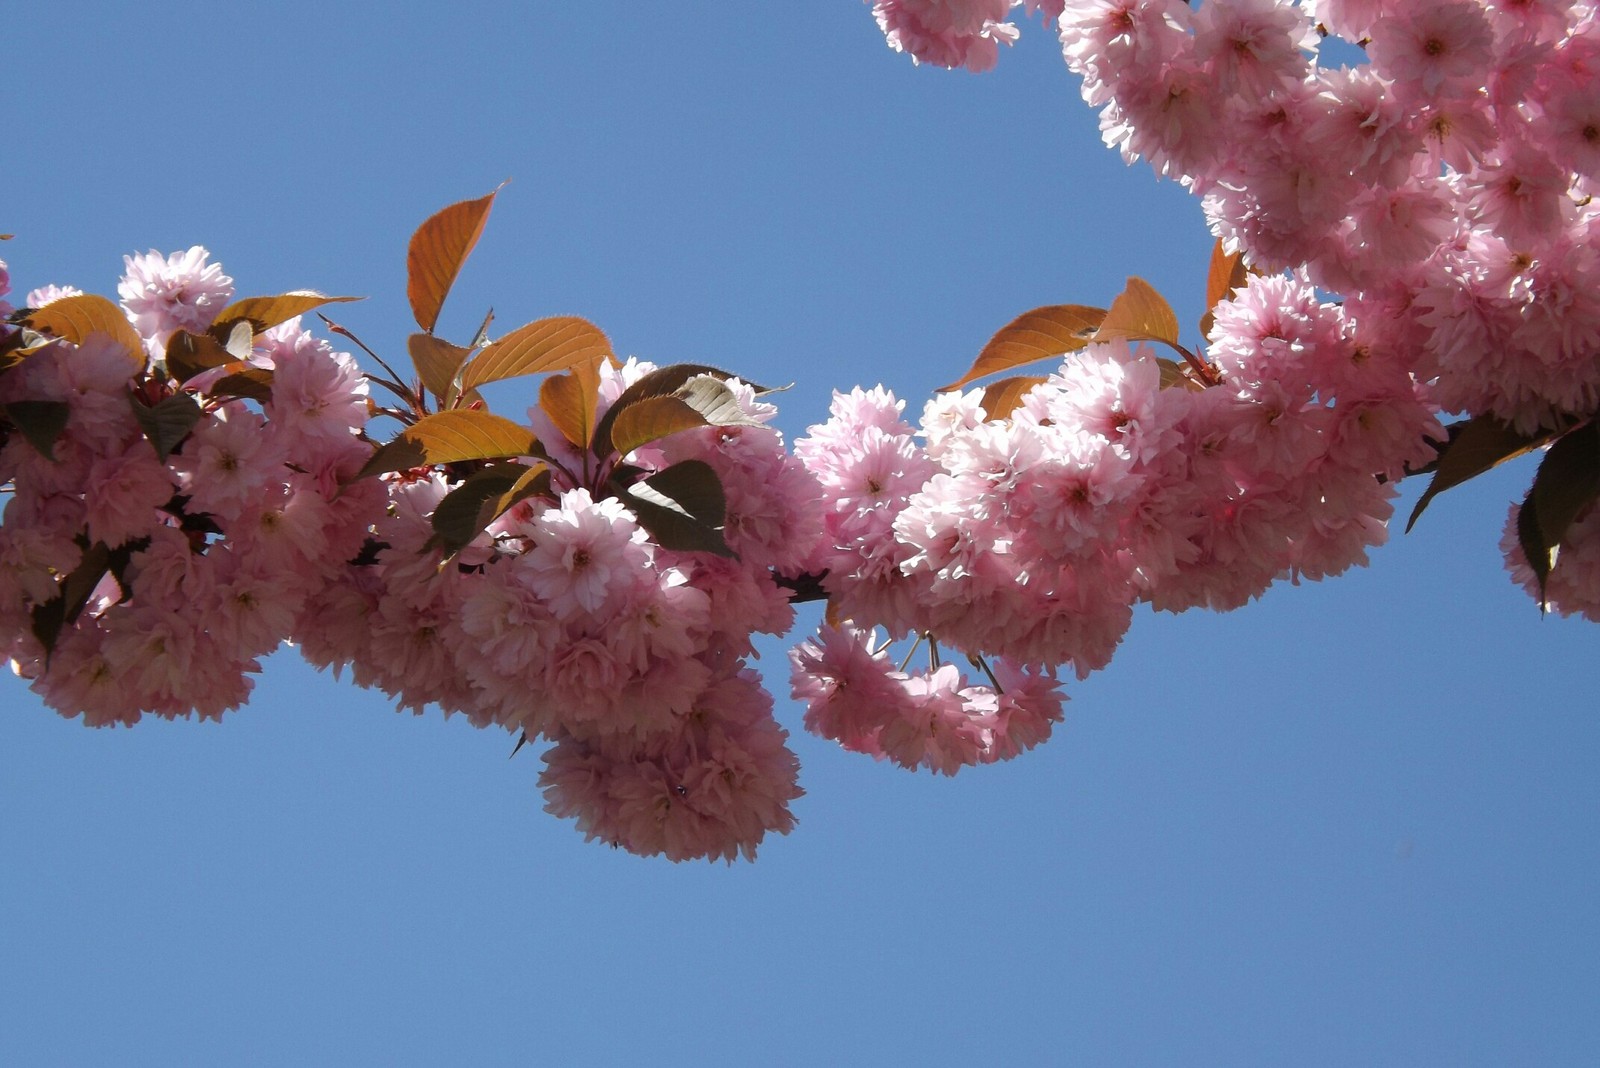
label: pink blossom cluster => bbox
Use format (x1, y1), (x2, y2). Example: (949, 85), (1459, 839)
(295, 359), (824, 862)
(790, 272), (1441, 763)
(1056, 0), (1600, 439)
(867, 0), (1066, 72)
(0, 252), (382, 725)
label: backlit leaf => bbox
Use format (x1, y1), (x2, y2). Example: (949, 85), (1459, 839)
(942, 305), (1106, 392)
(458, 316), (611, 394)
(623, 459), (734, 557)
(539, 371), (597, 448)
(355, 409), (540, 481)
(1156, 357), (1203, 391)
(4, 400), (71, 460)
(129, 392), (203, 462)
(1199, 240), (1250, 340)
(1094, 277), (1181, 347)
(978, 376), (1047, 421)
(1406, 415), (1555, 532)
(22, 295), (144, 366)
(212, 292), (361, 336)
(409, 333), (472, 404)
(408, 189), (498, 334)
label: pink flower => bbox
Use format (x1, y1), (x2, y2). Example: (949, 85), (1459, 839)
(524, 489), (650, 620)
(117, 247), (233, 354)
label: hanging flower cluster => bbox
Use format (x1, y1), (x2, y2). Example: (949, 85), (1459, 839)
(870, 0), (1600, 619)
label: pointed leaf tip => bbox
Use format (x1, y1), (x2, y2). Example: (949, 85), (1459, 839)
(407, 189), (500, 334)
(942, 305), (1107, 392)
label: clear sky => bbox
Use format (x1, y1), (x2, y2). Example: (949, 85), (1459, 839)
(3, 4), (1597, 1065)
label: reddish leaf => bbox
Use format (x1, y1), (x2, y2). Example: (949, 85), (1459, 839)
(355, 409), (540, 481)
(942, 305), (1106, 392)
(1199, 240), (1250, 340)
(409, 333), (473, 405)
(22, 295), (144, 366)
(978, 376), (1048, 421)
(1094, 277), (1181, 347)
(458, 316), (612, 395)
(212, 292), (361, 336)
(1406, 415), (1555, 532)
(407, 189), (499, 334)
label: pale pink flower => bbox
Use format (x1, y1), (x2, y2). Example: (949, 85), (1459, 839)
(117, 247), (233, 352)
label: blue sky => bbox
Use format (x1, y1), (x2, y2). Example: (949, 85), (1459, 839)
(3, 5), (1597, 1065)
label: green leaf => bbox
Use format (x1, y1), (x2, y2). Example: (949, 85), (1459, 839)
(29, 537), (146, 660)
(4, 400), (71, 460)
(622, 459), (734, 557)
(426, 462), (551, 556)
(977, 376), (1047, 421)
(211, 292), (361, 337)
(21, 294), (145, 367)
(457, 316), (612, 395)
(409, 333), (473, 405)
(1406, 415), (1555, 532)
(941, 305), (1106, 392)
(354, 409), (541, 481)
(129, 392), (204, 461)
(408, 189), (499, 334)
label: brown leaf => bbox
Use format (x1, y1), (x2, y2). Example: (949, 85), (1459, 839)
(427, 461), (552, 556)
(623, 459), (734, 557)
(209, 366), (275, 404)
(354, 409), (540, 481)
(942, 305), (1106, 392)
(1406, 415), (1555, 532)
(409, 333), (473, 404)
(539, 371), (597, 448)
(164, 330), (240, 384)
(590, 363), (760, 458)
(1528, 421), (1600, 582)
(407, 189), (499, 334)
(129, 392), (203, 462)
(978, 376), (1048, 421)
(212, 293), (362, 337)
(22, 295), (144, 366)
(1199, 240), (1250, 340)
(458, 316), (612, 395)
(4, 400), (71, 460)
(605, 376), (764, 458)
(1094, 277), (1180, 347)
